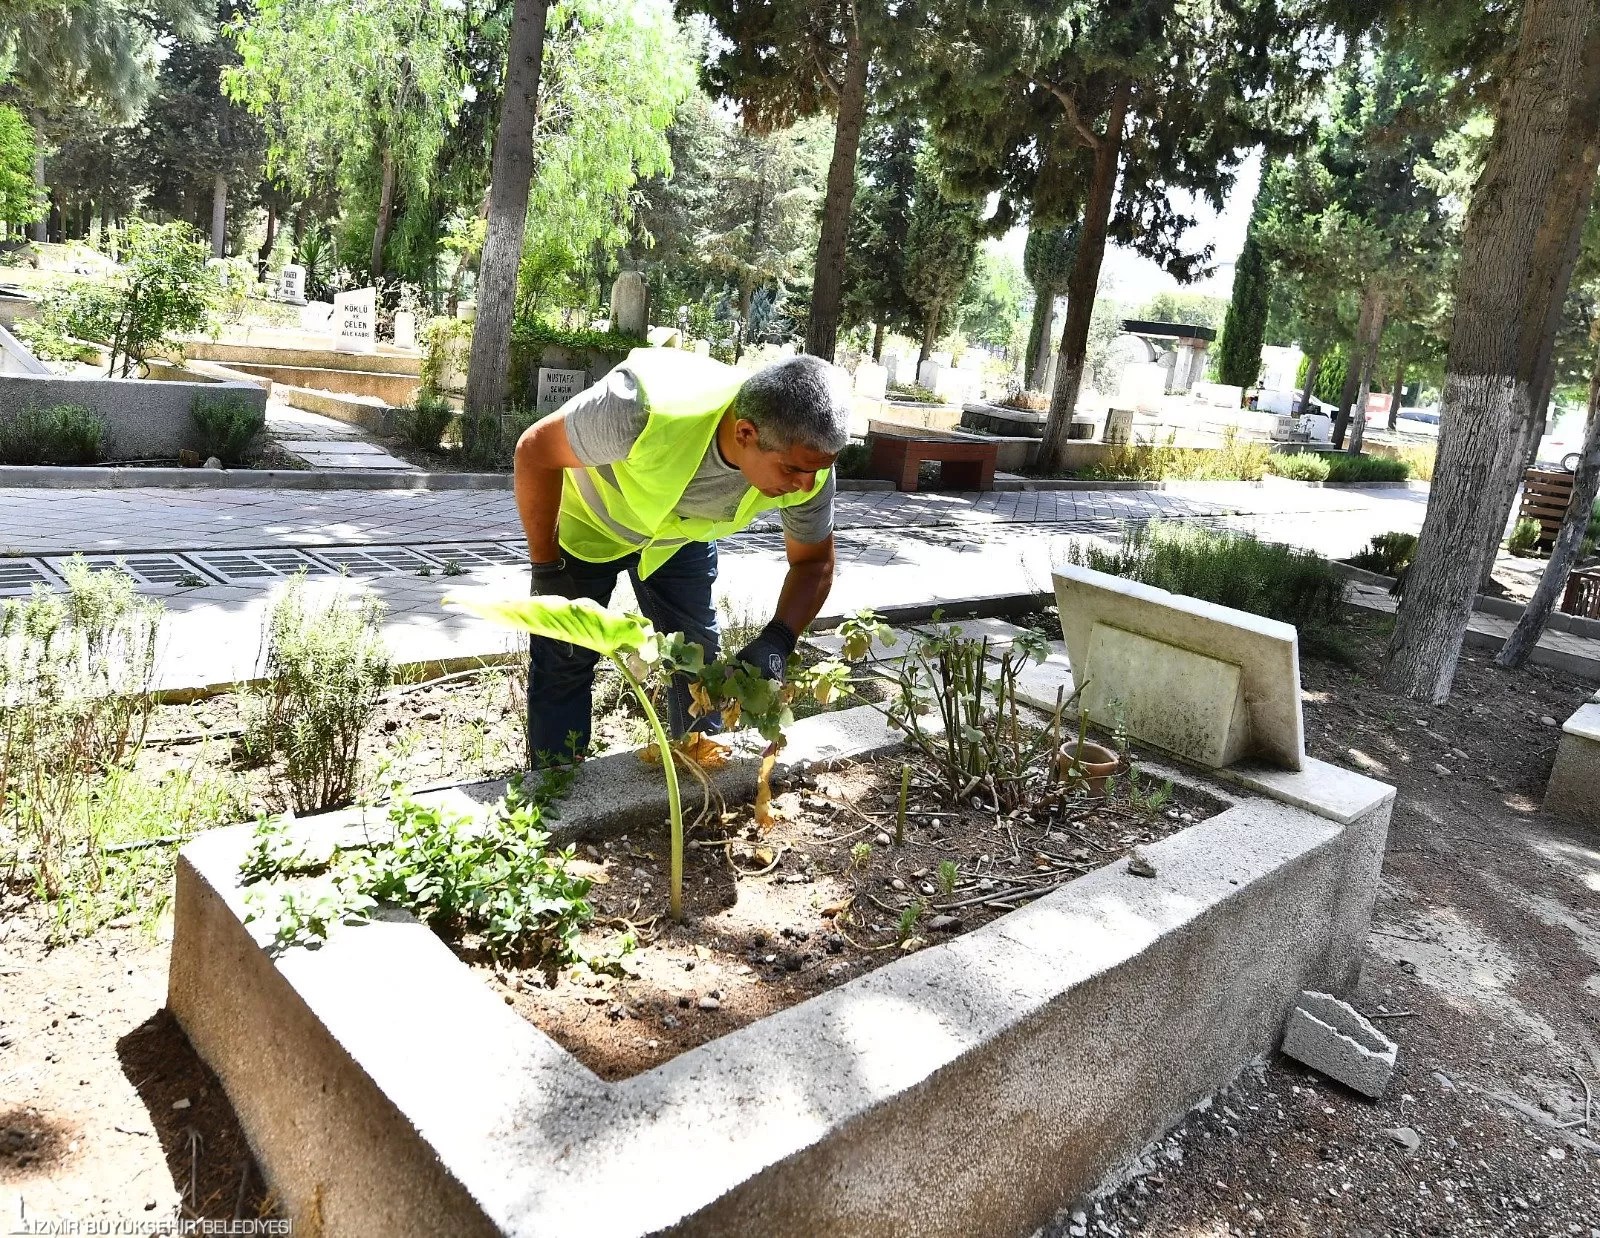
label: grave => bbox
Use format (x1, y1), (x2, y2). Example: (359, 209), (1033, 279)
(853, 360), (888, 399)
(278, 264), (307, 305)
(1544, 688), (1600, 828)
(611, 271), (647, 336)
(332, 288), (377, 355)
(535, 366), (589, 416)
(1103, 407), (1135, 445)
(393, 311), (417, 351)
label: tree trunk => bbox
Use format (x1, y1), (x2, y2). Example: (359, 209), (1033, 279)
(1387, 355), (1405, 430)
(871, 320), (884, 361)
(1039, 80), (1132, 470)
(918, 300), (943, 370)
(257, 200), (277, 280)
(1332, 287), (1379, 448)
(1027, 291), (1058, 391)
(463, 0), (551, 424)
(1347, 294), (1385, 455)
(1497, 348), (1600, 667)
(1384, 0), (1600, 703)
(29, 148), (45, 244)
(210, 172), (227, 259)
(370, 148), (397, 278)
(1298, 353), (1321, 415)
(805, 30), (870, 361)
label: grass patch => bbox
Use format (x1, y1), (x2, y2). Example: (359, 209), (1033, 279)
(1323, 454), (1410, 483)
(1064, 522), (1352, 662)
(1266, 452), (1330, 482)
(0, 403), (104, 465)
(1075, 428), (1271, 481)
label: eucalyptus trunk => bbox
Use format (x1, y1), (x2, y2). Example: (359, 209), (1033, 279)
(1496, 349), (1600, 667)
(918, 300), (943, 370)
(29, 147), (45, 244)
(1387, 356), (1406, 430)
(871, 321), (884, 361)
(1039, 80), (1132, 471)
(256, 201), (277, 280)
(1385, 0), (1600, 702)
(464, 0), (551, 423)
(1298, 353), (1321, 416)
(1026, 292), (1057, 391)
(805, 31), (870, 361)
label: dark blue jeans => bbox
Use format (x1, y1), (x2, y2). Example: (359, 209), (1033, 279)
(527, 541), (720, 765)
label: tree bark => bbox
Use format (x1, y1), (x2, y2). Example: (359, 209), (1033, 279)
(463, 0), (550, 425)
(805, 29), (870, 361)
(871, 320), (884, 361)
(1384, 0), (1600, 703)
(210, 172), (228, 259)
(1496, 348), (1600, 667)
(370, 147), (397, 278)
(1347, 293), (1385, 455)
(1298, 353), (1321, 415)
(1039, 80), (1133, 470)
(257, 200), (277, 280)
(1387, 355), (1405, 430)
(29, 148), (45, 244)
(1332, 286), (1379, 448)
(918, 300), (943, 370)
(1027, 292), (1058, 391)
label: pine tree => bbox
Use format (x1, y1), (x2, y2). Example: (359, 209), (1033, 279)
(1218, 227), (1269, 389)
(840, 116), (919, 357)
(903, 149), (980, 368)
(1021, 224), (1076, 390)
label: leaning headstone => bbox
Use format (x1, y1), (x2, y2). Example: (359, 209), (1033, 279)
(392, 311), (417, 351)
(278, 264), (306, 305)
(853, 361), (887, 400)
(610, 270), (647, 336)
(1103, 407), (1135, 445)
(299, 301), (334, 334)
(333, 287), (377, 354)
(917, 358), (943, 392)
(536, 367), (589, 416)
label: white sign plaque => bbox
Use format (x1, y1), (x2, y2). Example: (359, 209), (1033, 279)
(279, 264), (306, 305)
(333, 287), (377, 354)
(536, 367), (589, 416)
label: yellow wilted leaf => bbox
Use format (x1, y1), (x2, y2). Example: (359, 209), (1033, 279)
(753, 747), (778, 828)
(675, 732), (729, 769)
(688, 680), (714, 718)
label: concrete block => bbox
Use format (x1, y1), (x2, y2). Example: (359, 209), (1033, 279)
(1219, 757), (1393, 827)
(804, 626), (914, 665)
(914, 615), (1033, 651)
(1081, 622), (1249, 767)
(1052, 565), (1304, 769)
(1281, 991), (1397, 1099)
(1012, 646), (1076, 713)
(1544, 701), (1600, 827)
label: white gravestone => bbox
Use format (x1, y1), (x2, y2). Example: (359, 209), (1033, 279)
(853, 361), (887, 400)
(610, 271), (647, 336)
(536, 367), (589, 416)
(392, 311), (417, 351)
(917, 358), (943, 392)
(333, 287), (377, 354)
(279, 264), (306, 305)
(299, 301), (334, 333)
(1103, 407), (1136, 445)
(882, 352), (903, 386)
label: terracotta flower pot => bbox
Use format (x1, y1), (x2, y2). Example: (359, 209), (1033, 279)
(1058, 738), (1123, 797)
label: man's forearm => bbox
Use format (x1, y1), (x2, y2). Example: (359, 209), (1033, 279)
(773, 558), (834, 636)
(514, 435), (567, 562)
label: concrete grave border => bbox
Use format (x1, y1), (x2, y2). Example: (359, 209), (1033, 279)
(1544, 687), (1600, 829)
(169, 705), (1392, 1238)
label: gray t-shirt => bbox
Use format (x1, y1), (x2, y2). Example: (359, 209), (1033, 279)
(561, 367), (835, 543)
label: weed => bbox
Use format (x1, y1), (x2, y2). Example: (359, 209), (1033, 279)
(1508, 518), (1542, 557)
(936, 859), (959, 896)
(1124, 767), (1174, 815)
(1266, 452), (1331, 482)
(850, 840), (873, 870)
(245, 579), (392, 813)
(0, 403), (105, 465)
(189, 394), (265, 466)
(1077, 427), (1271, 482)
(897, 899), (925, 942)
(399, 390), (456, 451)
(1348, 531), (1418, 576)
(442, 559), (465, 577)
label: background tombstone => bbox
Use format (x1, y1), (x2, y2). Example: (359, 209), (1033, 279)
(298, 301), (334, 334)
(393, 311), (417, 351)
(917, 357), (943, 392)
(332, 288), (377, 354)
(1103, 407), (1136, 445)
(536, 366), (589, 416)
(854, 361), (887, 400)
(610, 270), (647, 336)
(279, 264), (306, 305)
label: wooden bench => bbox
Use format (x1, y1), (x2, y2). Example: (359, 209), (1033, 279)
(1562, 567), (1600, 619)
(866, 431), (999, 492)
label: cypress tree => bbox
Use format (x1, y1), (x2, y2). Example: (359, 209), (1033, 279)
(1218, 228), (1269, 388)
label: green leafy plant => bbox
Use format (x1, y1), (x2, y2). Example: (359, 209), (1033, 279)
(1267, 452), (1331, 482)
(190, 393), (266, 466)
(897, 898), (925, 943)
(0, 403), (104, 465)
(1123, 767), (1174, 815)
(244, 579), (392, 812)
(1348, 531), (1419, 576)
(14, 281), (121, 363)
(936, 859), (959, 896)
(834, 442), (870, 479)
(1323, 454), (1410, 483)
(1508, 517), (1542, 557)
(399, 389), (456, 450)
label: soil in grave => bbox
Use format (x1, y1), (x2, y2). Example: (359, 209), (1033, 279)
(471, 748), (1226, 1081)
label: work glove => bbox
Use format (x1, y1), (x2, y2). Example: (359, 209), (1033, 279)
(733, 618), (798, 681)
(529, 556), (582, 598)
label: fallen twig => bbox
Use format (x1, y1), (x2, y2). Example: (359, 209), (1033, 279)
(1368, 1010), (1417, 1019)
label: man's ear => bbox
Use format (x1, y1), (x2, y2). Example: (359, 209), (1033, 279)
(733, 418), (762, 451)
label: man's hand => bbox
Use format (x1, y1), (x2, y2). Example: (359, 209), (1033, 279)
(733, 618), (797, 681)
(530, 556), (581, 598)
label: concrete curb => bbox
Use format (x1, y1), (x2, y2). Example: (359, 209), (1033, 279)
(1344, 592), (1600, 679)
(1335, 563), (1600, 642)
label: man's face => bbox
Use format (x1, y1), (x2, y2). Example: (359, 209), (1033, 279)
(732, 419), (836, 497)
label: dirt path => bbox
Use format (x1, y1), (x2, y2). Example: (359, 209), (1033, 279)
(4, 616), (1598, 1231)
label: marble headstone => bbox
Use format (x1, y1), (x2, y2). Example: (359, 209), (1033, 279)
(333, 288), (377, 354)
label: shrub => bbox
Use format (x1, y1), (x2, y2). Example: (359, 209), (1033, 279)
(1348, 531), (1419, 576)
(190, 393), (265, 466)
(0, 558), (162, 900)
(1078, 428), (1271, 481)
(0, 403), (105, 464)
(1508, 517), (1542, 557)
(834, 442), (870, 479)
(244, 580), (392, 813)
(1323, 454), (1410, 483)
(398, 389), (456, 450)
(1267, 452), (1331, 482)
(14, 281), (121, 362)
(1066, 522), (1351, 662)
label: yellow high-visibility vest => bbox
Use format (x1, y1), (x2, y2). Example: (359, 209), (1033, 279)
(558, 348), (830, 577)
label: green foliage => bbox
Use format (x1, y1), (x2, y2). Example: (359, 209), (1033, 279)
(1066, 523), (1351, 663)
(0, 558), (162, 903)
(244, 579), (392, 813)
(189, 393), (265, 466)
(0, 404), (105, 465)
(240, 783), (594, 967)
(1134, 291), (1229, 332)
(1324, 454), (1410, 483)
(1348, 531), (1419, 576)
(399, 390), (456, 451)
(1266, 452), (1331, 482)
(841, 117), (921, 339)
(16, 281), (122, 363)
(1076, 430), (1271, 482)
(904, 148), (980, 352)
(1218, 227), (1269, 388)
(936, 858), (959, 897)
(1296, 345), (1349, 404)
(1508, 518), (1542, 557)
(1022, 224), (1077, 384)
(0, 104), (44, 225)
(833, 442), (870, 479)
(956, 247), (1027, 352)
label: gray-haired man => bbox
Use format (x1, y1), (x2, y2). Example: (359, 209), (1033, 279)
(511, 348), (850, 763)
